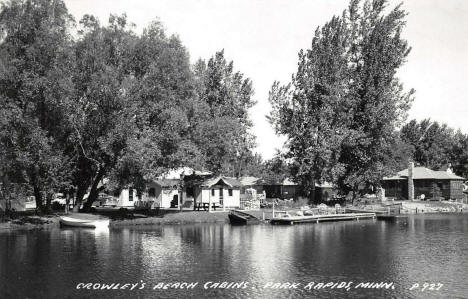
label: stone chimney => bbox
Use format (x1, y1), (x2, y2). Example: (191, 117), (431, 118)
(408, 161), (414, 201)
(446, 163), (453, 174)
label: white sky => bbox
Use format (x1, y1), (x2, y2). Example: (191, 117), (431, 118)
(65, 0), (468, 159)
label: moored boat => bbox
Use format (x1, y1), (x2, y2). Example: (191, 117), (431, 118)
(59, 216), (110, 228)
(228, 210), (261, 225)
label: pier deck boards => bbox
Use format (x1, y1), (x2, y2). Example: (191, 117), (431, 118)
(346, 207), (405, 221)
(270, 212), (376, 225)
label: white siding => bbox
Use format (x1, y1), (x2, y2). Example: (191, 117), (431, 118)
(117, 188), (138, 207)
(223, 189), (240, 208)
(199, 187), (239, 208)
(160, 189), (179, 208)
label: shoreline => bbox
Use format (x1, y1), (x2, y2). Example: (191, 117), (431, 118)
(1, 205), (466, 231)
(0, 215), (60, 231)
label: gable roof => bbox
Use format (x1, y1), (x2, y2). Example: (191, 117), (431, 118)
(201, 176), (242, 188)
(239, 176), (261, 186)
(383, 166), (465, 181)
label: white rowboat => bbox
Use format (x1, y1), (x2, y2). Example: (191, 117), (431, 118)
(59, 216), (110, 228)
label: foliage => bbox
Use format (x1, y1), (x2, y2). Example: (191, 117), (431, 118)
(0, 1), (259, 212)
(401, 119), (468, 178)
(268, 0), (414, 199)
(192, 50), (256, 176)
(0, 0), (75, 211)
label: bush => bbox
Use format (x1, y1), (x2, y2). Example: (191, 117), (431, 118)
(51, 201), (64, 211)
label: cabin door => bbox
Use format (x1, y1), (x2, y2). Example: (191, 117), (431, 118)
(219, 188), (224, 206)
(170, 194), (178, 208)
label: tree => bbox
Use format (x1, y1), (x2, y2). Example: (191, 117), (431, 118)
(0, 0), (75, 212)
(451, 131), (468, 179)
(192, 50), (256, 176)
(262, 154), (291, 184)
(71, 17), (204, 210)
(69, 13), (138, 211)
(268, 0), (414, 201)
(401, 119), (468, 178)
(401, 119), (457, 169)
(109, 21), (202, 191)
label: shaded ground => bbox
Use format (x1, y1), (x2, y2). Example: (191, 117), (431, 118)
(0, 215), (60, 231)
(109, 210), (229, 227)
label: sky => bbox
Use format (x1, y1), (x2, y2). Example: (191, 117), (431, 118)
(65, 0), (468, 159)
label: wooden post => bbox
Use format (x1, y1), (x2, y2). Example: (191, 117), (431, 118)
(208, 189), (212, 212)
(262, 212), (265, 221)
(178, 192), (181, 211)
(223, 189), (226, 212)
(272, 200), (275, 218)
(65, 192), (69, 215)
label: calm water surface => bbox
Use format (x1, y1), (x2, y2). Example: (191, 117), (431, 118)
(0, 214), (467, 299)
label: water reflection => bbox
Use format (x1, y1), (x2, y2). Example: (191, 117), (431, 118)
(0, 215), (467, 299)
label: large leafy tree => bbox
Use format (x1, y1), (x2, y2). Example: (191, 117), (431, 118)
(451, 131), (468, 179)
(401, 119), (468, 178)
(192, 50), (256, 176)
(401, 119), (455, 169)
(269, 0), (414, 200)
(69, 14), (138, 211)
(109, 21), (202, 191)
(71, 17), (203, 210)
(0, 0), (75, 212)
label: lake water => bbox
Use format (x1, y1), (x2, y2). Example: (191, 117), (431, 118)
(0, 214), (467, 299)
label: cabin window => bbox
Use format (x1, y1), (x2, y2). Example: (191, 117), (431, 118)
(228, 189), (233, 196)
(211, 189), (215, 196)
(148, 188), (155, 198)
(137, 190), (142, 200)
(129, 188), (133, 201)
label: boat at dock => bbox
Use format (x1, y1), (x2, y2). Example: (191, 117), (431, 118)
(228, 210), (261, 225)
(59, 216), (110, 228)
(270, 212), (376, 225)
(376, 214), (408, 221)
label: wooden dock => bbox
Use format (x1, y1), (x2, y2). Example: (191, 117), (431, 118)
(270, 212), (376, 225)
(346, 206), (406, 221)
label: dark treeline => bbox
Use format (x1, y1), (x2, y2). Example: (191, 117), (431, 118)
(0, 0), (262, 212)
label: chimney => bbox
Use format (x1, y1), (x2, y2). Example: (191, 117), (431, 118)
(446, 163), (453, 174)
(408, 161), (414, 201)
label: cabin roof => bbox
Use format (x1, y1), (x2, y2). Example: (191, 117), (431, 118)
(201, 176), (242, 188)
(239, 176), (261, 186)
(383, 166), (465, 181)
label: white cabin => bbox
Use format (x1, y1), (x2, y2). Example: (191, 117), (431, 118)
(193, 177), (241, 209)
(147, 180), (180, 209)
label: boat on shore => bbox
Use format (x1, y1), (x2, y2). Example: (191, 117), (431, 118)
(59, 216), (109, 228)
(228, 210), (261, 225)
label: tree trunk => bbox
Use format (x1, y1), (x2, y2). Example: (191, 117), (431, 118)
(82, 167), (105, 212)
(1, 174), (12, 215)
(351, 185), (358, 205)
(65, 191), (69, 214)
(309, 180), (316, 204)
(73, 182), (89, 212)
(45, 192), (52, 213)
(33, 184), (43, 213)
